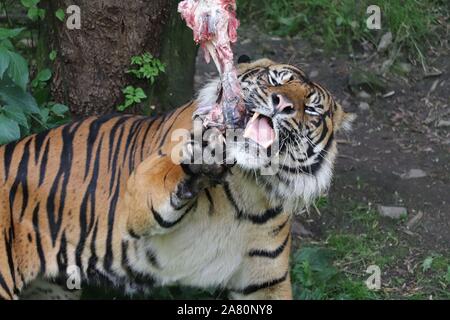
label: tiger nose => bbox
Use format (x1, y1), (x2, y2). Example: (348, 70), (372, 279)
(271, 94), (294, 114)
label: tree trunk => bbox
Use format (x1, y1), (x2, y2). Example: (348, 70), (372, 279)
(45, 0), (197, 117)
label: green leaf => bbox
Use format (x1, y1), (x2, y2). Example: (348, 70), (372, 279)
(0, 39), (14, 50)
(0, 114), (21, 145)
(422, 256), (434, 272)
(7, 51), (29, 90)
(49, 50), (57, 61)
(134, 88), (147, 99)
(36, 68), (52, 82)
(336, 16), (344, 26)
(21, 0), (40, 8)
(0, 47), (10, 79)
(123, 86), (135, 95)
(39, 107), (49, 123)
(55, 9), (65, 22)
(0, 28), (25, 40)
(131, 56), (143, 65)
(50, 103), (69, 116)
(38, 8), (46, 20)
(27, 7), (40, 21)
(0, 77), (39, 114)
(2, 105), (29, 129)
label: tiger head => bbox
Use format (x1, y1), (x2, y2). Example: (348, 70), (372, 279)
(197, 58), (355, 203)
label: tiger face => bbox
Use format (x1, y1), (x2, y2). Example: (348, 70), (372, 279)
(198, 58), (354, 203)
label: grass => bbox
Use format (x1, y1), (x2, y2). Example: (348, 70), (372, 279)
(291, 199), (450, 300)
(237, 0), (447, 67)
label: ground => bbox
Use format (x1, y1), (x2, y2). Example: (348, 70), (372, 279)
(194, 25), (449, 299)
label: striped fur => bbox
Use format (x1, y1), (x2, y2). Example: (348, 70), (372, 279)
(0, 59), (353, 300)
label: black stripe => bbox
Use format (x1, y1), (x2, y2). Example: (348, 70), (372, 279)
(240, 67), (263, 82)
(104, 169), (121, 271)
(146, 248), (160, 269)
(151, 114), (169, 149)
(128, 119), (146, 172)
(107, 116), (130, 172)
(224, 182), (283, 224)
(9, 140), (31, 221)
(139, 117), (158, 161)
(222, 182), (244, 218)
(121, 241), (155, 287)
(151, 206), (187, 229)
(108, 126), (125, 195)
(38, 140), (50, 187)
(156, 104), (192, 153)
(235, 272), (288, 295)
(47, 121), (83, 246)
(0, 272), (12, 299)
(280, 132), (333, 176)
(308, 132), (334, 174)
(244, 206), (284, 225)
(32, 204), (46, 274)
(3, 142), (16, 181)
(77, 135), (104, 271)
(56, 232), (68, 273)
(127, 228), (140, 240)
(4, 229), (16, 291)
(284, 66), (309, 82)
(33, 130), (49, 164)
(249, 233), (290, 258)
(87, 219), (99, 276)
(122, 118), (143, 167)
(84, 115), (117, 180)
(272, 218), (289, 236)
(204, 189), (214, 215)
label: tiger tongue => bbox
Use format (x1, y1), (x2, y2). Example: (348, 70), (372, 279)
(243, 113), (275, 149)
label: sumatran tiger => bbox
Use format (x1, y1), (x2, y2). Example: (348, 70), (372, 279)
(0, 58), (354, 300)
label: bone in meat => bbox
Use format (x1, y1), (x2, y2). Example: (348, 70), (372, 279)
(178, 0), (245, 128)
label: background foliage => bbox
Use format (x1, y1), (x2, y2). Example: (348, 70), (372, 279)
(0, 1), (69, 145)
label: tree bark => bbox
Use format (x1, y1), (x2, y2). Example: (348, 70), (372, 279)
(45, 0), (197, 117)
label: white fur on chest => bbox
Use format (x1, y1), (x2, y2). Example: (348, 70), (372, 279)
(130, 195), (250, 289)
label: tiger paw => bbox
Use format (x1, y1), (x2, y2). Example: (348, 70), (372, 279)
(180, 126), (233, 180)
(173, 128), (233, 209)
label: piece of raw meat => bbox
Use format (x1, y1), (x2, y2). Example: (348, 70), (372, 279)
(178, 0), (245, 129)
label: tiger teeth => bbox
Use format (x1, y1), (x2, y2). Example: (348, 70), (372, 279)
(250, 112), (260, 122)
(244, 112), (260, 138)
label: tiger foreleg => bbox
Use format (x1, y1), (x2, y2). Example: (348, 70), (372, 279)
(126, 132), (228, 237)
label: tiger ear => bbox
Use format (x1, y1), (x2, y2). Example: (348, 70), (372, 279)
(333, 103), (356, 132)
(238, 55), (251, 64)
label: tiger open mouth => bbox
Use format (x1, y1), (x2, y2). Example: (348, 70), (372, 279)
(243, 111), (275, 149)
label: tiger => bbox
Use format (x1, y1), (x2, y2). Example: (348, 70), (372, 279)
(0, 57), (354, 300)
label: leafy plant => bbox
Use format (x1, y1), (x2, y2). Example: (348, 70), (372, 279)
(0, 26), (69, 145)
(291, 246), (377, 300)
(117, 86), (147, 112)
(117, 53), (165, 112)
(127, 52), (166, 84)
(55, 8), (65, 22)
(21, 0), (46, 21)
